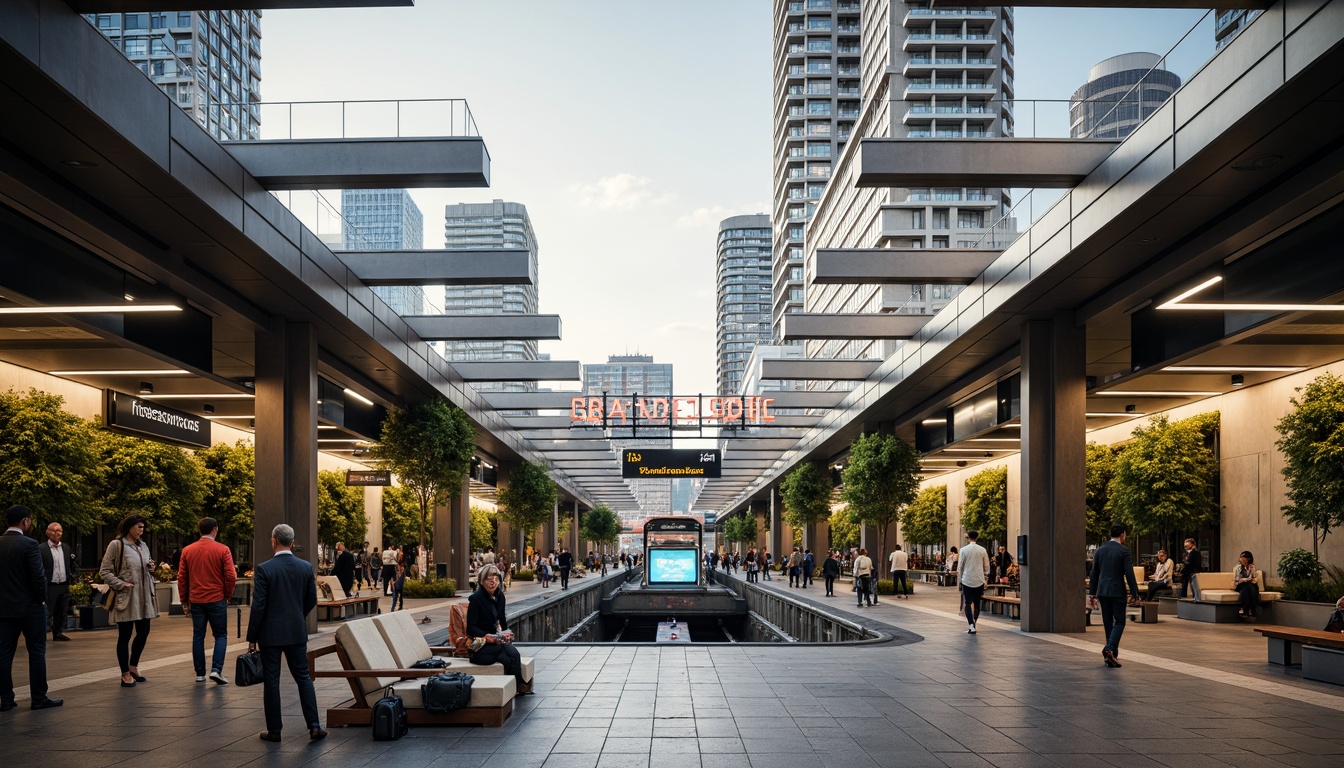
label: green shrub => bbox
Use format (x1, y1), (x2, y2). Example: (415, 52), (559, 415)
(1282, 579), (1334, 603)
(398, 578), (456, 599)
(513, 569), (535, 581)
(876, 579), (915, 595)
(69, 581), (92, 605)
(1277, 548), (1323, 583)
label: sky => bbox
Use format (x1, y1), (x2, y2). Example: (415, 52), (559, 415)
(259, 1), (1213, 397)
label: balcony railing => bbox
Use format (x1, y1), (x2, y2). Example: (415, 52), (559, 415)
(219, 99), (479, 141)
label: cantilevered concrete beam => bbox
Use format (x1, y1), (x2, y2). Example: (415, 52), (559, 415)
(762, 390), (849, 409)
(951, 1), (1267, 7)
(223, 137), (489, 189)
(813, 249), (999, 285)
(856, 138), (1118, 188)
(405, 315), (560, 341)
(451, 360), (580, 381)
(482, 392), (584, 410)
(782, 313), (934, 341)
(760, 358), (882, 380)
(336, 249), (534, 286)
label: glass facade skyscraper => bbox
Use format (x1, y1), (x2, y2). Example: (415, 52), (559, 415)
(716, 215), (773, 396)
(583, 355), (677, 514)
(1070, 53), (1181, 139)
(341, 189), (427, 317)
(85, 10), (261, 141)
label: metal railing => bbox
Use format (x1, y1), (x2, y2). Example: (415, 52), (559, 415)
(510, 568), (638, 643)
(710, 571), (885, 643)
(218, 98), (480, 141)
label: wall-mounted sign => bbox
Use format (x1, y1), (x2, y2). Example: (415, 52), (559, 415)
(572, 395), (776, 427)
(105, 390), (211, 448)
(346, 470), (391, 486)
(623, 449), (721, 479)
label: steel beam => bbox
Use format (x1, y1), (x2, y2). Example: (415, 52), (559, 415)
(813, 248), (999, 285)
(405, 315), (561, 341)
(450, 360), (580, 381)
(336, 248), (534, 286)
(857, 138), (1118, 188)
(760, 358), (881, 380)
(223, 137), (490, 189)
(782, 313), (934, 341)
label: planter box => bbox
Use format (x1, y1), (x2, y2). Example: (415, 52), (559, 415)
(1264, 599), (1335, 630)
(76, 604), (112, 631)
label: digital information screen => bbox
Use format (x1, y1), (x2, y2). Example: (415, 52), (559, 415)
(622, 449), (721, 479)
(647, 548), (699, 584)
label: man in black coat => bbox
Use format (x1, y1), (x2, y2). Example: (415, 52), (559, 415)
(247, 523), (324, 742)
(557, 548), (574, 590)
(39, 521), (78, 641)
(1178, 537), (1202, 598)
(330, 541), (355, 598)
(1088, 523), (1141, 669)
(0, 505), (61, 711)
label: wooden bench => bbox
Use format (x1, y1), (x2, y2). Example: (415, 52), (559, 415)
(316, 596), (380, 621)
(1253, 625), (1344, 672)
(981, 594), (1020, 619)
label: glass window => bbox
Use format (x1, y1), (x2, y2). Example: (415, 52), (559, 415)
(124, 13), (148, 30)
(123, 38), (147, 56)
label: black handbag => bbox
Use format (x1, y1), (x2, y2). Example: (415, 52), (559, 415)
(421, 672), (474, 714)
(234, 650), (264, 687)
(410, 657), (448, 669)
(372, 687), (408, 740)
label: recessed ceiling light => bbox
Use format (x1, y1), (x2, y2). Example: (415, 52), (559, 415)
(49, 369), (191, 376)
(343, 388), (375, 406)
(1163, 365), (1304, 372)
(60, 159), (99, 168)
(1231, 154), (1282, 171)
(941, 448), (1010, 453)
(968, 437), (1019, 442)
(1085, 412), (1145, 417)
(0, 304), (182, 315)
(1097, 390), (1221, 397)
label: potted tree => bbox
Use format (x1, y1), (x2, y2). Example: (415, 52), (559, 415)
(903, 485), (948, 580)
(841, 433), (922, 570)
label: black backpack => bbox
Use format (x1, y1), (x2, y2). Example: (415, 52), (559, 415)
(372, 687), (408, 740)
(421, 672), (474, 714)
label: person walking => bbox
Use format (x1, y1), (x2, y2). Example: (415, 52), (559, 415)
(787, 547), (802, 588)
(247, 524), (324, 742)
(822, 550), (841, 596)
(1178, 538), (1201, 599)
(370, 547), (382, 590)
(330, 542), (355, 598)
(888, 545), (911, 599)
(1088, 524), (1141, 668)
(852, 548), (875, 607)
(803, 549), (815, 588)
(178, 517), (237, 684)
(390, 549), (406, 611)
(557, 547), (574, 589)
(100, 515), (158, 687)
(1, 505), (62, 711)
(380, 544), (399, 596)
(958, 531), (989, 634)
(41, 521), (78, 641)
(761, 550), (772, 581)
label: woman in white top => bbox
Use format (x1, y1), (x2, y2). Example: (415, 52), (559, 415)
(1146, 550), (1174, 602)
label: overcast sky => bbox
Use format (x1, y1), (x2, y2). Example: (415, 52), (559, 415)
(260, 2), (1211, 396)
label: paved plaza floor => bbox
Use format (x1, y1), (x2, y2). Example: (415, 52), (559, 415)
(3, 567), (1342, 768)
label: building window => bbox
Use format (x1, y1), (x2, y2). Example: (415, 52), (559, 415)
(123, 38), (148, 56)
(932, 209), (949, 229)
(958, 211), (984, 228)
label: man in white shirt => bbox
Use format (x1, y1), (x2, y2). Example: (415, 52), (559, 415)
(41, 522), (78, 641)
(888, 545), (911, 599)
(957, 531), (990, 634)
(381, 545), (399, 596)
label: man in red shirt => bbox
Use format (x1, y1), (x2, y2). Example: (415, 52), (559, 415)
(178, 517), (237, 684)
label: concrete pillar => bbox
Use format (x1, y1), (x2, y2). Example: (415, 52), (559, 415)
(566, 500), (580, 554)
(751, 500), (768, 550)
(433, 498), (450, 577)
(449, 481), (470, 587)
(1020, 312), (1087, 633)
(364, 485), (383, 555)
(253, 321), (319, 632)
(859, 524), (880, 555)
(768, 487), (783, 559)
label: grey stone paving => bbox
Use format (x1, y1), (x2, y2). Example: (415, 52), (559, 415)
(3, 573), (1343, 768)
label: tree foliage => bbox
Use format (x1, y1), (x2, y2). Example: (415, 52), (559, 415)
(902, 485), (948, 547)
(579, 503), (621, 548)
(722, 513), (757, 547)
(371, 400), (476, 560)
(98, 430), (204, 536)
(780, 462), (832, 530)
(317, 469), (367, 548)
(0, 389), (104, 533)
(827, 509), (859, 551)
(198, 441), (255, 543)
(1275, 373), (1344, 557)
(1108, 413), (1220, 545)
(1085, 442), (1118, 544)
(841, 433), (922, 565)
(961, 466), (1008, 543)
(381, 483), (422, 548)
(497, 460), (558, 540)
(470, 506), (497, 553)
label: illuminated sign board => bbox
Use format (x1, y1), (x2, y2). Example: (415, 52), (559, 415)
(105, 390), (211, 448)
(571, 395), (775, 427)
(623, 449), (721, 479)
(346, 470), (391, 486)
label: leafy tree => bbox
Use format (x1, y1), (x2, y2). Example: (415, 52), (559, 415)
(371, 400), (476, 567)
(1085, 442), (1118, 544)
(556, 511), (572, 543)
(841, 433), (922, 565)
(198, 441), (255, 544)
(1275, 373), (1344, 558)
(470, 506), (497, 553)
(580, 503), (621, 549)
(780, 462), (831, 531)
(98, 431), (205, 536)
(0, 389), (104, 533)
(317, 470), (367, 548)
(961, 466), (1008, 544)
(381, 483), (423, 548)
(1108, 413), (1220, 547)
(902, 485), (948, 547)
(722, 513), (757, 547)
(497, 460), (558, 546)
(827, 509), (859, 551)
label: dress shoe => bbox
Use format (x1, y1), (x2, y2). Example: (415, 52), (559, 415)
(31, 698), (63, 710)
(130, 673), (147, 682)
(120, 680), (136, 688)
(52, 634), (71, 641)
(309, 727), (328, 741)
(1103, 649), (1121, 668)
(0, 701), (15, 712)
(258, 731), (281, 742)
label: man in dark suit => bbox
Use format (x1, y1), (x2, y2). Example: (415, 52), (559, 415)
(557, 547), (574, 589)
(0, 505), (62, 711)
(1178, 537), (1202, 599)
(246, 523), (324, 742)
(1088, 523), (1141, 669)
(40, 521), (78, 641)
(330, 541), (355, 598)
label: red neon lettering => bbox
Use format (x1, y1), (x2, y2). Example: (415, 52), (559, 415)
(673, 397), (697, 424)
(722, 398), (743, 422)
(586, 397), (604, 423)
(570, 397), (586, 422)
(708, 397), (724, 419)
(649, 398), (669, 422)
(761, 398), (776, 422)
(608, 397), (627, 423)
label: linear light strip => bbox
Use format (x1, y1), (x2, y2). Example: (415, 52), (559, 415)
(343, 388), (375, 406)
(1164, 365), (1305, 372)
(1157, 276), (1222, 308)
(0, 304), (182, 314)
(50, 369), (191, 375)
(145, 393), (254, 399)
(1096, 391), (1220, 397)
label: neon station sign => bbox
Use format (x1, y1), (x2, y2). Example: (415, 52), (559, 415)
(570, 394), (776, 429)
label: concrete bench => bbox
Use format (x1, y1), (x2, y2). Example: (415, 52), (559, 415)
(1177, 571), (1280, 623)
(308, 615), (523, 728)
(981, 594), (1020, 619)
(1253, 625), (1344, 670)
(1303, 646), (1344, 686)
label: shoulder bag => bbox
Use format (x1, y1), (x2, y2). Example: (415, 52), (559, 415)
(235, 649), (264, 687)
(421, 671), (474, 714)
(103, 540), (124, 611)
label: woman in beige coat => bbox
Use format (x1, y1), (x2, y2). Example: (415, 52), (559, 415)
(100, 514), (159, 687)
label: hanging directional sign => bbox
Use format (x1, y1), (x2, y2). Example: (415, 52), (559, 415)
(622, 449), (722, 479)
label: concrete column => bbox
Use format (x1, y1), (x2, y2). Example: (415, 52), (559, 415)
(1020, 312), (1087, 633)
(432, 498), (450, 577)
(768, 487), (783, 558)
(253, 321), (319, 632)
(566, 500), (580, 554)
(364, 485), (383, 555)
(449, 481), (470, 587)
(750, 500), (768, 550)
(859, 524), (880, 555)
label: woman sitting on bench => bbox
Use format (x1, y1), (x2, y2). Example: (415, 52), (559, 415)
(467, 565), (528, 693)
(1146, 550), (1174, 602)
(1326, 595), (1344, 633)
(1233, 551), (1261, 618)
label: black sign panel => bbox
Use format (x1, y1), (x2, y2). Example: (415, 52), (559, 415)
(346, 470), (391, 486)
(622, 449), (721, 479)
(644, 516), (703, 533)
(105, 390), (211, 448)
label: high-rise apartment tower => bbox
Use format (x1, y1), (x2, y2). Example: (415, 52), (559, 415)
(1215, 8), (1262, 49)
(716, 215), (773, 396)
(1070, 53), (1181, 139)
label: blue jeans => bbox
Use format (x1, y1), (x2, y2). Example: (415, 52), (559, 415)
(1098, 596), (1127, 655)
(391, 574), (405, 611)
(191, 599), (229, 675)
